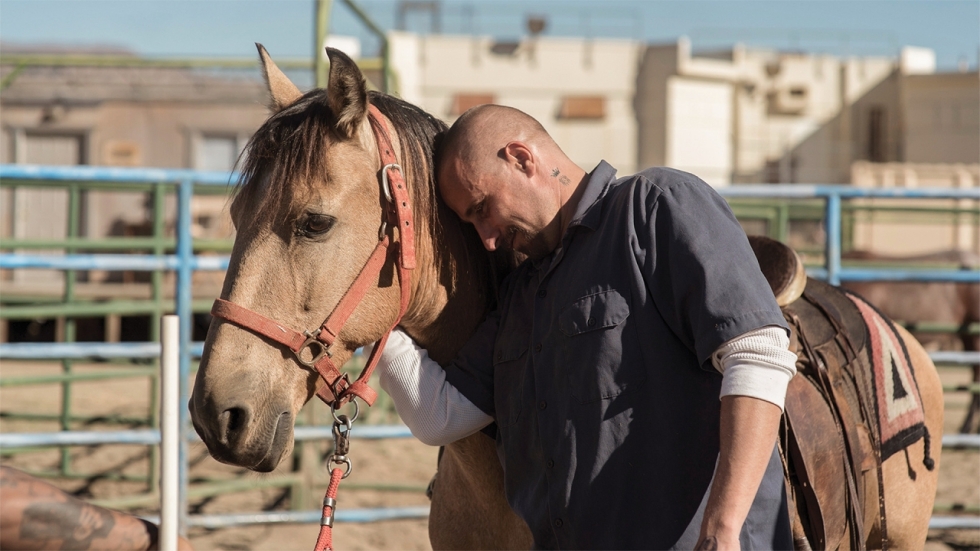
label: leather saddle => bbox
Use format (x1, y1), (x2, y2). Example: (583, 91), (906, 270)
(748, 236), (880, 551)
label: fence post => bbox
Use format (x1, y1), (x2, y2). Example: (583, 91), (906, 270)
(175, 180), (193, 535)
(825, 192), (842, 286)
(160, 315), (179, 551)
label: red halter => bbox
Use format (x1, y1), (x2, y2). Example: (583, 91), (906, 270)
(210, 103), (416, 408)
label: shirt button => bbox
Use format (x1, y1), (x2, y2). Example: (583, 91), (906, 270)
(587, 316), (596, 327)
(537, 289), (547, 298)
(547, 459), (555, 468)
(496, 351), (502, 361)
(534, 343), (542, 353)
(554, 518), (563, 528)
(538, 400), (547, 410)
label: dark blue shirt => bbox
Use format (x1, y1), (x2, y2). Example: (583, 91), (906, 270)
(444, 162), (790, 549)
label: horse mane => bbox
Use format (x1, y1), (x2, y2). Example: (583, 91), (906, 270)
(233, 88), (516, 309)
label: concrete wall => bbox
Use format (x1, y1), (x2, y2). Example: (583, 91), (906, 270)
(389, 31), (643, 174)
(902, 72), (980, 164)
(665, 77), (732, 185)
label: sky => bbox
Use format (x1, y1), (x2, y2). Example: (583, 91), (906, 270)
(1, 0), (978, 72)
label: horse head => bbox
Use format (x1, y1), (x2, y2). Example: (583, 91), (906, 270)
(190, 45), (493, 471)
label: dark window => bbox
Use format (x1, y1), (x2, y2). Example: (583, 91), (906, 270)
(557, 96), (606, 120)
(867, 107), (885, 162)
(451, 93), (496, 116)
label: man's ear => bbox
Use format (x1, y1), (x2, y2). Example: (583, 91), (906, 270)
(503, 142), (534, 175)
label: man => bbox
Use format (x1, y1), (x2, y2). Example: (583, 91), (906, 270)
(377, 105), (798, 550)
(1, 466), (194, 550)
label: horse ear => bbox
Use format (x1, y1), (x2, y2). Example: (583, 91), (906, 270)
(256, 43), (302, 112)
(325, 47), (368, 139)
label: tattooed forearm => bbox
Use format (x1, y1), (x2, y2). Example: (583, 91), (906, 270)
(1, 466), (162, 551)
(21, 501), (115, 550)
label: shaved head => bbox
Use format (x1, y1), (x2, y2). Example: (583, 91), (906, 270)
(438, 105), (554, 177)
(434, 104), (587, 260)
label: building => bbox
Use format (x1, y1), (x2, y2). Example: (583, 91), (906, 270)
(389, 31), (643, 174)
(636, 38), (979, 186)
(1, 50), (270, 248)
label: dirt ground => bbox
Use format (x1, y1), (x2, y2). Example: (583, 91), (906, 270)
(1, 360), (977, 550)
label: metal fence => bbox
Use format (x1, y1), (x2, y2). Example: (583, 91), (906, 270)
(1, 164), (978, 533)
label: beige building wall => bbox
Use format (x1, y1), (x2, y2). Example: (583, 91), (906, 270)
(636, 38), (910, 185)
(664, 77), (732, 185)
(389, 31), (643, 174)
(902, 72), (980, 164)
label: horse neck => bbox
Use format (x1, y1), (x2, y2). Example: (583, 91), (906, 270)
(400, 198), (494, 365)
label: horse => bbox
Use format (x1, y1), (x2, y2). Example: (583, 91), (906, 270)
(189, 46), (942, 550)
(841, 249), (979, 433)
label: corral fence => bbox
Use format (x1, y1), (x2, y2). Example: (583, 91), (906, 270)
(0, 164), (978, 533)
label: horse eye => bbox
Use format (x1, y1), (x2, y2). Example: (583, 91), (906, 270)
(299, 214), (335, 237)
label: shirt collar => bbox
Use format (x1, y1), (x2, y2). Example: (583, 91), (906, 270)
(567, 160), (617, 232)
(528, 161), (618, 275)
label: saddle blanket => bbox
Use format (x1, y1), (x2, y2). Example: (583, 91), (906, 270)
(846, 292), (926, 460)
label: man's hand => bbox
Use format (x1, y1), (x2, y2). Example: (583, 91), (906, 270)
(696, 395), (783, 550)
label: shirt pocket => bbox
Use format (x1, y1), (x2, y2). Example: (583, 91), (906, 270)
(559, 289), (642, 404)
(492, 340), (528, 426)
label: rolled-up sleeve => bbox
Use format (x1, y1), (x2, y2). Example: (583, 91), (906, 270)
(633, 173), (789, 368)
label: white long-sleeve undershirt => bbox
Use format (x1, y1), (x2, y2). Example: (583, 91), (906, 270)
(377, 326), (797, 447)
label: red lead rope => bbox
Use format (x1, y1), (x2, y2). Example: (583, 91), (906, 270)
(314, 468), (344, 551)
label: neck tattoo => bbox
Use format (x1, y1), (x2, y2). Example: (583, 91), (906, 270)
(551, 168), (571, 186)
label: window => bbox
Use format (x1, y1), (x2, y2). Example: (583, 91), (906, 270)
(867, 107), (885, 162)
(557, 96), (606, 120)
(451, 94), (496, 116)
(195, 134), (245, 172)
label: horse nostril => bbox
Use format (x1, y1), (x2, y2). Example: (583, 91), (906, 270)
(218, 406), (250, 445)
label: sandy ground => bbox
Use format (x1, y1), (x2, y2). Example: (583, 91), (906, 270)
(1, 359), (977, 550)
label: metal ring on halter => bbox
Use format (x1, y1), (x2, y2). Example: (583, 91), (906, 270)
(332, 399), (359, 425)
(380, 163), (401, 203)
(296, 330), (329, 368)
(331, 455), (353, 479)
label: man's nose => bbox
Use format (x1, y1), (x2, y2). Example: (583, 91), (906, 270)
(475, 222), (499, 251)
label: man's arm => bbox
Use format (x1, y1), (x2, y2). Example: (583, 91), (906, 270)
(696, 396), (783, 550)
(696, 326), (797, 550)
(0, 466), (193, 551)
(378, 329), (493, 445)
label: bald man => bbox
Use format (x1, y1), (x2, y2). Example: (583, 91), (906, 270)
(378, 105), (797, 550)
(1, 466), (193, 550)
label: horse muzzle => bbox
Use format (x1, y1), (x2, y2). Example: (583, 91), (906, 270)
(190, 393), (294, 472)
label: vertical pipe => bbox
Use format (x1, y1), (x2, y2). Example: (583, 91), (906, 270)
(825, 192), (842, 286)
(149, 184), (166, 491)
(60, 183), (81, 475)
(159, 315), (179, 551)
(776, 201), (790, 243)
(342, 0), (390, 93)
(315, 0), (333, 88)
(175, 180), (193, 535)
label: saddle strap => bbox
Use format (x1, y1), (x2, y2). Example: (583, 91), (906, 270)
(802, 288), (888, 550)
(789, 310), (869, 551)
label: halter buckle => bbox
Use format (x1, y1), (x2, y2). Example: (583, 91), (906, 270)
(380, 163), (402, 203)
(297, 330), (330, 368)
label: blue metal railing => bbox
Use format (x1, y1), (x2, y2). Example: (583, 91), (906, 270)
(2, 165), (978, 532)
(717, 184), (980, 285)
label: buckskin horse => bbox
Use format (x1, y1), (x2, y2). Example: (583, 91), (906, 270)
(189, 46), (943, 550)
